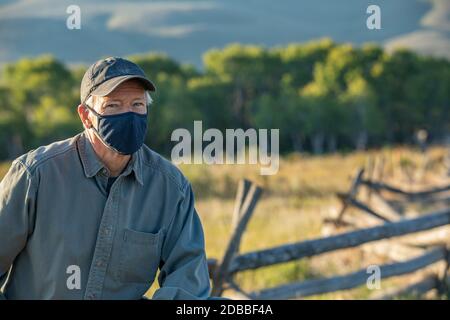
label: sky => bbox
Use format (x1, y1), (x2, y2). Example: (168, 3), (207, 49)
(0, 0), (448, 67)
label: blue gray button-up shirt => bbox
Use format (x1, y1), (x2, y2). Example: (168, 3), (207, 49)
(0, 131), (211, 299)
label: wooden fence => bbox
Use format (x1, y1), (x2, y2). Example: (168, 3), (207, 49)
(208, 166), (450, 299)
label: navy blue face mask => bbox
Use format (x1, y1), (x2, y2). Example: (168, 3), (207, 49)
(85, 104), (148, 155)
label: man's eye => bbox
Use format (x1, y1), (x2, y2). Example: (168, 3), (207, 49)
(105, 104), (119, 109)
(133, 102), (145, 107)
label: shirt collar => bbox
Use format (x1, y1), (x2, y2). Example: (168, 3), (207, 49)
(76, 131), (144, 186)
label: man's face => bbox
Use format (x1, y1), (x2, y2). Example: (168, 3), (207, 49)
(92, 79), (147, 116)
(77, 78), (149, 154)
(84, 79), (147, 130)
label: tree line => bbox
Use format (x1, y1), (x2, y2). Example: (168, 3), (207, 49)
(0, 38), (449, 160)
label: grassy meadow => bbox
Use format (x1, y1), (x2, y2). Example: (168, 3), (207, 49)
(181, 145), (449, 299)
(1, 146), (449, 299)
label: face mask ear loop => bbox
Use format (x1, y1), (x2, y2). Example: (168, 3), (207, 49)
(83, 102), (102, 118)
(83, 102), (101, 131)
(82, 101), (124, 155)
(83, 102), (103, 143)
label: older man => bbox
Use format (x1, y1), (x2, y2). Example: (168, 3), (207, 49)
(0, 57), (211, 299)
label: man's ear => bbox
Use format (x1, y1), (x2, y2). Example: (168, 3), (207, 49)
(77, 104), (93, 129)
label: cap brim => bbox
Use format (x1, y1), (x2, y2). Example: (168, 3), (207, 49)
(90, 75), (156, 97)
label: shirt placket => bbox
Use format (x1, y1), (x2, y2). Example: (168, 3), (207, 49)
(96, 168), (109, 195)
(84, 174), (122, 300)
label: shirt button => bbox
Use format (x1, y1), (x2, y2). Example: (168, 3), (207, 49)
(96, 260), (104, 267)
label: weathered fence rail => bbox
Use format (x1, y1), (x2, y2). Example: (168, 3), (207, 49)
(209, 171), (450, 299)
(250, 247), (448, 299)
(228, 209), (450, 274)
(360, 180), (450, 199)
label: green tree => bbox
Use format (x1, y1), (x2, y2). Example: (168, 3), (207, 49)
(340, 75), (384, 149)
(128, 52), (197, 79)
(277, 38), (335, 89)
(2, 55), (79, 154)
(203, 44), (284, 128)
(146, 73), (202, 154)
(253, 75), (307, 152)
(300, 81), (345, 154)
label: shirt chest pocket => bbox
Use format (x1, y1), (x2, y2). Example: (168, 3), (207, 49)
(117, 228), (163, 284)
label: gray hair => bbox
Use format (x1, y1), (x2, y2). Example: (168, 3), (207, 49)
(145, 91), (153, 106)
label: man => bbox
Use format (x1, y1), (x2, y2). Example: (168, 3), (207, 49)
(0, 57), (211, 299)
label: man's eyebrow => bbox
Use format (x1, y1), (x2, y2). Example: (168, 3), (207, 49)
(100, 99), (122, 107)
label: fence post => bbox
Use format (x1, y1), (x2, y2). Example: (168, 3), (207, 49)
(335, 168), (364, 225)
(211, 180), (263, 296)
(231, 179), (252, 232)
(366, 155), (375, 204)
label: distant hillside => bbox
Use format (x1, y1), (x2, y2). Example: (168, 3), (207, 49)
(0, 0), (449, 67)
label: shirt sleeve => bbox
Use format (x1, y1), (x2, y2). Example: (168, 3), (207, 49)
(151, 182), (211, 300)
(0, 160), (37, 299)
